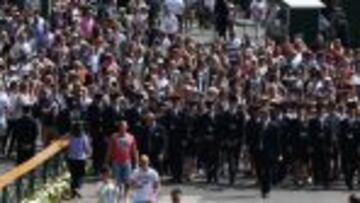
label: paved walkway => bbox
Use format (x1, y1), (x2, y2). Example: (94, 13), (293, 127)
(65, 182), (356, 203)
(186, 20), (264, 46)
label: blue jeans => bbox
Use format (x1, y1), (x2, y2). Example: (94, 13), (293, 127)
(112, 163), (131, 185)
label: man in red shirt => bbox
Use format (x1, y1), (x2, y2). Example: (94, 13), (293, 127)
(107, 120), (139, 200)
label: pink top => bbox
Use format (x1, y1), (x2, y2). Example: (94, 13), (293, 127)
(109, 133), (137, 165)
(79, 16), (95, 38)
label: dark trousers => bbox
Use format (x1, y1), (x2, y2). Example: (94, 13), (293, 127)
(312, 151), (331, 186)
(150, 154), (162, 175)
(16, 147), (35, 164)
(198, 6), (212, 29)
(204, 147), (219, 183)
(226, 147), (240, 184)
(215, 18), (228, 39)
(0, 135), (6, 155)
(255, 152), (274, 196)
(91, 136), (107, 175)
(176, 14), (183, 32)
(342, 153), (356, 189)
(68, 159), (86, 191)
(169, 150), (184, 182)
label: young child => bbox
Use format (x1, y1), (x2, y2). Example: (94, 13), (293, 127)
(129, 155), (160, 203)
(171, 188), (183, 203)
(97, 167), (121, 203)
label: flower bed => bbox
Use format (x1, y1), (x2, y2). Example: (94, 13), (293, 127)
(22, 172), (70, 203)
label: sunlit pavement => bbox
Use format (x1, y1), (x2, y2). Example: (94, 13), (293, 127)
(63, 181), (356, 203)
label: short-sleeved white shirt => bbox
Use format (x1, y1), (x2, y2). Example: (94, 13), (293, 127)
(97, 180), (120, 203)
(130, 167), (160, 203)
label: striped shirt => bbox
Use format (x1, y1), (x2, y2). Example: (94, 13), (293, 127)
(225, 38), (241, 64)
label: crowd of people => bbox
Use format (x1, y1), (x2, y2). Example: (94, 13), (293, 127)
(0, 0), (360, 201)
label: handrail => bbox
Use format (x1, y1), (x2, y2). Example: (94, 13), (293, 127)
(0, 138), (69, 190)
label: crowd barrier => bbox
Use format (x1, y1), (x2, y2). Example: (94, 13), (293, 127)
(0, 139), (69, 203)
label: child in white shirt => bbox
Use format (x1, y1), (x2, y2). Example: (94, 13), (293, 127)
(130, 155), (160, 203)
(97, 167), (121, 203)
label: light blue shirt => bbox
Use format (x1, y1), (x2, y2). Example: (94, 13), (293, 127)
(68, 134), (91, 160)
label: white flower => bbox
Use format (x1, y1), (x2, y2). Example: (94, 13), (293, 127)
(22, 173), (70, 203)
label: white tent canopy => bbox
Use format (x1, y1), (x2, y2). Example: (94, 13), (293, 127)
(282, 0), (326, 9)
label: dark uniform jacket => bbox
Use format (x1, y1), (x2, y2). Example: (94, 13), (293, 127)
(339, 116), (356, 157)
(102, 104), (121, 136)
(139, 123), (166, 158)
(125, 106), (144, 139)
(13, 115), (38, 156)
(260, 118), (281, 160)
(163, 108), (186, 154)
(220, 108), (245, 150)
(308, 116), (324, 154)
(323, 113), (340, 155)
(200, 111), (220, 145)
(245, 116), (263, 155)
(87, 102), (103, 136)
(352, 118), (360, 158)
(182, 108), (198, 156)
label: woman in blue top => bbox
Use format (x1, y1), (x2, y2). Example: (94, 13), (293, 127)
(67, 122), (91, 199)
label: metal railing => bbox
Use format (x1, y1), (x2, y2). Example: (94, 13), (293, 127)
(0, 139), (69, 203)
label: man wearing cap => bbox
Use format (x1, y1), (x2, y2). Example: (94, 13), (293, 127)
(245, 104), (263, 177)
(351, 106), (360, 189)
(12, 105), (38, 164)
(200, 100), (221, 183)
(102, 93), (121, 138)
(214, 0), (229, 38)
(257, 107), (281, 198)
(339, 104), (356, 190)
(139, 112), (166, 174)
(308, 103), (326, 186)
(87, 93), (106, 175)
(179, 100), (197, 181)
(220, 95), (245, 185)
(163, 93), (186, 183)
(323, 103), (341, 185)
(299, 104), (313, 185)
(37, 87), (59, 146)
(125, 95), (146, 140)
(146, 0), (161, 31)
(282, 102), (302, 184)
